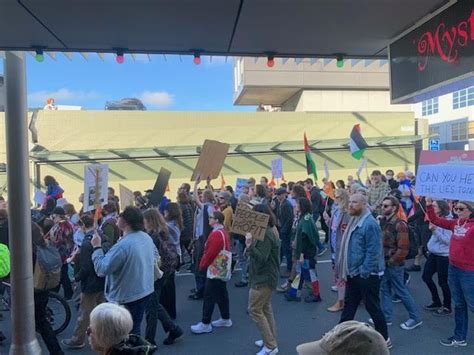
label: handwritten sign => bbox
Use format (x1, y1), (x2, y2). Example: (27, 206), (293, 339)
(235, 178), (248, 198)
(271, 158), (283, 179)
(83, 164), (109, 212)
(119, 184), (135, 211)
(231, 204), (269, 241)
(416, 164), (474, 202)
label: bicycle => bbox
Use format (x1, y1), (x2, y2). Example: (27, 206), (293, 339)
(1, 281), (71, 335)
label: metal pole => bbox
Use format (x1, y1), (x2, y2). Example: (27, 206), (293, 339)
(4, 51), (42, 354)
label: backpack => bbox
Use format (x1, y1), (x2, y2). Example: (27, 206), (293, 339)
(34, 242), (62, 290)
(405, 223), (419, 260)
(0, 243), (10, 278)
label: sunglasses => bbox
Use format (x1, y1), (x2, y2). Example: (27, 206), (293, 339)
(381, 204), (393, 208)
(454, 207), (466, 212)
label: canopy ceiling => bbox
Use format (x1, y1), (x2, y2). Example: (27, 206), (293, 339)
(0, 0), (449, 58)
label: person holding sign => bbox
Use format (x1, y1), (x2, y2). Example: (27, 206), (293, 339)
(285, 198), (322, 303)
(426, 198), (474, 348)
(246, 204), (280, 355)
(191, 211), (232, 334)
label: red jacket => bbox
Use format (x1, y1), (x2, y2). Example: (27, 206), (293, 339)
(199, 227), (231, 271)
(427, 205), (474, 271)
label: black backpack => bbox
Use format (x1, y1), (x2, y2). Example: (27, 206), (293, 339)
(405, 223), (419, 260)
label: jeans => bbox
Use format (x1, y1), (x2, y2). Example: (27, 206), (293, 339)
(248, 286), (277, 349)
(123, 294), (152, 335)
(193, 237), (206, 296)
(340, 275), (388, 340)
(422, 254), (450, 309)
(380, 265), (421, 323)
(145, 276), (178, 345)
(34, 290), (64, 355)
(280, 233), (292, 272)
(202, 278), (230, 324)
(237, 239), (249, 282)
(448, 264), (474, 341)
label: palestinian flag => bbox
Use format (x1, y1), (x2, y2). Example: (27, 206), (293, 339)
(304, 132), (318, 181)
(349, 124), (368, 160)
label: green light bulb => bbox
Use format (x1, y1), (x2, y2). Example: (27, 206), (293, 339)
(336, 59), (344, 68)
(35, 53), (44, 63)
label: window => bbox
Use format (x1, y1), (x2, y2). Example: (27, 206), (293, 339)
(451, 122), (468, 141)
(469, 121), (474, 139)
(453, 87), (474, 109)
(429, 125), (440, 137)
(422, 97), (439, 116)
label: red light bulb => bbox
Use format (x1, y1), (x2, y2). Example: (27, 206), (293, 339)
(267, 57), (275, 68)
(193, 55), (201, 65)
(116, 54), (125, 64)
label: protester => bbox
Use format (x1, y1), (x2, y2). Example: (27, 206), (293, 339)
(246, 204), (280, 355)
(100, 202), (121, 249)
(177, 191), (194, 259)
(325, 188), (350, 312)
(108, 187), (120, 213)
(297, 321), (389, 355)
(377, 196), (422, 331)
(285, 198), (322, 303)
(406, 196), (431, 272)
(91, 206), (157, 335)
(234, 193), (251, 288)
(426, 198), (474, 347)
(367, 170), (391, 215)
(385, 169), (399, 190)
(143, 209), (183, 346)
(225, 185), (238, 211)
(88, 303), (156, 354)
(304, 179), (328, 253)
(275, 187), (293, 277)
(422, 200), (452, 316)
(44, 175), (64, 201)
(218, 191), (233, 233)
(190, 181), (215, 300)
(335, 180), (345, 190)
(191, 211), (232, 334)
(338, 193), (389, 347)
(62, 215), (105, 349)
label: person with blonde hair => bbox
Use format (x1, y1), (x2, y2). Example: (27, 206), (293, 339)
(88, 303), (156, 354)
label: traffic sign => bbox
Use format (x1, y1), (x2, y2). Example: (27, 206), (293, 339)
(429, 139), (440, 151)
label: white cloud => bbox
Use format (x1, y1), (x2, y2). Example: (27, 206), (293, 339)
(139, 91), (174, 109)
(28, 88), (100, 106)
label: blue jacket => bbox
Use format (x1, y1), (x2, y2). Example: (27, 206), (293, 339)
(347, 214), (385, 278)
(92, 230), (156, 304)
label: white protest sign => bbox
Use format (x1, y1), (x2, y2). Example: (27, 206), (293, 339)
(34, 191), (45, 205)
(83, 164), (109, 212)
(323, 160), (329, 180)
(415, 164), (474, 202)
(271, 158), (283, 179)
(119, 184), (135, 211)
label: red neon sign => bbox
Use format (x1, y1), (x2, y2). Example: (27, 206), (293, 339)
(415, 9), (474, 71)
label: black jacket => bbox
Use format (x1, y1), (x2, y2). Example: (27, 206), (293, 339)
(277, 198), (294, 236)
(74, 231), (105, 294)
(179, 202), (194, 240)
(310, 187), (323, 218)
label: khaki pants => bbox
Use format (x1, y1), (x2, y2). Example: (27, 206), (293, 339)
(248, 286), (278, 349)
(71, 291), (105, 343)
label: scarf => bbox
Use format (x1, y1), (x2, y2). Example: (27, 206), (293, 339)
(337, 208), (371, 281)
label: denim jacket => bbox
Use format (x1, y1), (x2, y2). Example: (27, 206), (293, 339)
(347, 214), (385, 278)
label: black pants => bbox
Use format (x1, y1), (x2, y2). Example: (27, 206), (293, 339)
(340, 275), (388, 340)
(160, 272), (176, 319)
(35, 290), (64, 355)
(422, 253), (451, 309)
(192, 238), (206, 297)
(202, 279), (230, 324)
(60, 263), (73, 299)
(145, 275), (178, 345)
(319, 212), (330, 243)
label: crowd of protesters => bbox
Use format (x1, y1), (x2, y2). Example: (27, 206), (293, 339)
(0, 168), (472, 354)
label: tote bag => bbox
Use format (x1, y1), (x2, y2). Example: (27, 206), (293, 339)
(206, 230), (232, 281)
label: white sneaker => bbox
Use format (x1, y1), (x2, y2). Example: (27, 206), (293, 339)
(190, 322), (212, 334)
(331, 285), (338, 292)
(255, 340), (264, 347)
(211, 318), (233, 327)
(257, 346), (279, 355)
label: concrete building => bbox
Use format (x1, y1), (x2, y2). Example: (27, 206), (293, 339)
(0, 76), (4, 112)
(413, 87), (474, 150)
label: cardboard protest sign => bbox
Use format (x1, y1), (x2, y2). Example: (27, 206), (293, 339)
(271, 158), (283, 179)
(416, 150), (474, 202)
(119, 184), (135, 211)
(149, 168), (172, 207)
(191, 140), (230, 181)
(83, 164), (109, 212)
(231, 204), (269, 241)
(235, 178), (248, 197)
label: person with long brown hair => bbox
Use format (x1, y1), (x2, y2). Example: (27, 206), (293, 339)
(143, 208), (183, 346)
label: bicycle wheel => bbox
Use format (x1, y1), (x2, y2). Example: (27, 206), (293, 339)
(46, 292), (71, 335)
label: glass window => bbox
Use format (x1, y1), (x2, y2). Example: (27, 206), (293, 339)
(452, 87), (474, 109)
(429, 125), (440, 137)
(422, 97), (439, 116)
(451, 122), (468, 141)
(469, 121), (474, 140)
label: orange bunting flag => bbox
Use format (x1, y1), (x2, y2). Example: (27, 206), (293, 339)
(323, 181), (335, 200)
(220, 174), (226, 191)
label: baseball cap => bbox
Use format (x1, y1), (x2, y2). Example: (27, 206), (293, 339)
(296, 321), (389, 355)
(275, 187), (287, 195)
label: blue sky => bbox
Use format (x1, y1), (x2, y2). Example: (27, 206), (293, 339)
(12, 54), (255, 111)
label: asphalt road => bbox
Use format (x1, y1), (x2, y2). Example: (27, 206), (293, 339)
(1, 258), (473, 355)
